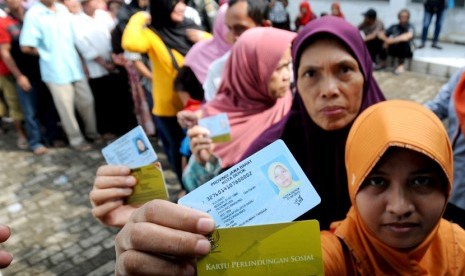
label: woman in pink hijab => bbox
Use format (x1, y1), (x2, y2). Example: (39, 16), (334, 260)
(182, 27), (296, 191)
(175, 4), (231, 104)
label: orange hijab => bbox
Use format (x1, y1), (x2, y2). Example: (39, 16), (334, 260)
(454, 71), (465, 136)
(324, 100), (465, 275)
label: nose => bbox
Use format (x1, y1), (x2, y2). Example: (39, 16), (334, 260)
(385, 185), (414, 218)
(320, 75), (339, 98)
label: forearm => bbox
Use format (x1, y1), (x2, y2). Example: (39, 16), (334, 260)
(20, 46), (39, 56)
(0, 49), (23, 79)
(133, 60), (152, 79)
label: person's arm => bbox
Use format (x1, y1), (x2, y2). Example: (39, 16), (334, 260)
(19, 10), (41, 57)
(425, 68), (465, 120)
(115, 200), (214, 275)
(182, 153), (222, 192)
(0, 43), (31, 91)
(122, 11), (151, 53)
(20, 46), (39, 56)
(186, 29), (212, 44)
(133, 60), (152, 80)
(89, 165), (138, 227)
(73, 21), (115, 72)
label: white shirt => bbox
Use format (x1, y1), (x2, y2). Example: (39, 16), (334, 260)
(73, 9), (114, 78)
(203, 51), (230, 102)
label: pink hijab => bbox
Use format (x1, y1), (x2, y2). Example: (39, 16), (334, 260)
(202, 27), (295, 168)
(183, 4), (231, 84)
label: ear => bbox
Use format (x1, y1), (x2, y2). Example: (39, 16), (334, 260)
(261, 20), (272, 27)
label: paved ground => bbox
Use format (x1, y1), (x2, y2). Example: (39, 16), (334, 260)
(0, 70), (448, 275)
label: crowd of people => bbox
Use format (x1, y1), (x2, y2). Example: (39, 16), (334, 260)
(0, 0), (463, 273)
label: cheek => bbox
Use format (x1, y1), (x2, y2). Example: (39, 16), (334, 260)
(355, 193), (381, 229)
(420, 193), (446, 225)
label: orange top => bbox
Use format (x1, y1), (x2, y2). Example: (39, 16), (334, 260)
(321, 100), (465, 275)
(454, 71), (465, 136)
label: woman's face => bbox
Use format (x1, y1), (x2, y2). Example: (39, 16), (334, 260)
(170, 1), (186, 23)
(267, 48), (292, 99)
(331, 6), (338, 15)
(356, 148), (446, 249)
(273, 165), (292, 188)
(297, 38), (364, 131)
(136, 139), (146, 151)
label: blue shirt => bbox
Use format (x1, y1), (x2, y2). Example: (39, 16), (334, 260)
(19, 2), (84, 84)
(425, 67), (465, 210)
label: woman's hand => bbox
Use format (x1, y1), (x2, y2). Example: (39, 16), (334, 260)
(188, 125), (214, 166)
(90, 165), (138, 227)
(177, 110), (200, 129)
(115, 200), (214, 275)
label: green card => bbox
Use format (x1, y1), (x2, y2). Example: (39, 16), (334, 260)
(198, 220), (324, 276)
(126, 162), (168, 205)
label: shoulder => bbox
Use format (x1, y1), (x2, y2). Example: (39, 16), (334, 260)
(321, 231), (349, 275)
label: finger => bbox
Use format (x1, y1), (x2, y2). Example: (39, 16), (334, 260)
(0, 225), (10, 243)
(132, 200), (214, 234)
(90, 188), (132, 205)
(117, 221), (212, 258)
(94, 175), (136, 189)
(0, 251), (12, 269)
(91, 200), (124, 218)
(192, 145), (212, 155)
(116, 250), (195, 276)
(96, 165), (131, 177)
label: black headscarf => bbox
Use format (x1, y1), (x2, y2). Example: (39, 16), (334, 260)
(149, 0), (202, 56)
(112, 0), (148, 54)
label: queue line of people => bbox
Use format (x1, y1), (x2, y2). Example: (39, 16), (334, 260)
(88, 3), (465, 273)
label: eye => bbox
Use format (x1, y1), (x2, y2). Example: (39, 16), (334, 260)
(364, 176), (386, 188)
(341, 65), (352, 74)
(303, 69), (315, 78)
(410, 176), (439, 191)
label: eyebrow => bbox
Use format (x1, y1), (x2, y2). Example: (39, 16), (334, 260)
(299, 58), (357, 70)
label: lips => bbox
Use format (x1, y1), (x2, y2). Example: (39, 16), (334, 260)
(384, 222), (419, 233)
(321, 106), (344, 116)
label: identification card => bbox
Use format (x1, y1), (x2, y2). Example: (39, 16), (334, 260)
(198, 220), (324, 276)
(126, 162), (168, 205)
(198, 113), (231, 143)
(101, 125), (157, 168)
(179, 139), (321, 228)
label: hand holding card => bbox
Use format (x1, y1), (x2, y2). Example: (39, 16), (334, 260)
(179, 139), (321, 228)
(101, 126), (157, 168)
(198, 113), (231, 143)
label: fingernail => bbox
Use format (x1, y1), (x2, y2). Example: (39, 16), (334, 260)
(195, 239), (211, 255)
(197, 218), (215, 233)
(126, 177), (136, 186)
(122, 188), (133, 195)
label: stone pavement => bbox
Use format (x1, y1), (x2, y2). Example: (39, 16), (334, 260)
(0, 70), (448, 275)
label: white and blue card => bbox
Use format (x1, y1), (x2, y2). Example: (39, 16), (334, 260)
(198, 113), (231, 143)
(179, 139), (321, 228)
(101, 126), (157, 168)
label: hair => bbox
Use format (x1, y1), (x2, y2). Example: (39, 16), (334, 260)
(228, 0), (269, 25)
(398, 8), (410, 19)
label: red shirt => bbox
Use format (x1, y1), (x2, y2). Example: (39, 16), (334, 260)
(0, 17), (17, 76)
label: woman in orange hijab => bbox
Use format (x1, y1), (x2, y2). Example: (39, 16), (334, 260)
(322, 100), (465, 274)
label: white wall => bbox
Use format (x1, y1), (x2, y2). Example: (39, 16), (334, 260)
(287, 0), (465, 43)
